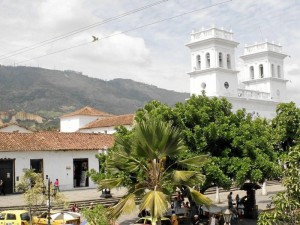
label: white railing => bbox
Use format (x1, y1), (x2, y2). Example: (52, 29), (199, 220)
(191, 28), (233, 42)
(244, 42), (282, 55)
(237, 89), (271, 100)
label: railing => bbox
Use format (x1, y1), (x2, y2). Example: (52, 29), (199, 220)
(244, 42), (282, 55)
(191, 28), (233, 42)
(237, 89), (271, 100)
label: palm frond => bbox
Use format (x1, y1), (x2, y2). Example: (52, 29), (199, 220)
(140, 190), (168, 218)
(173, 171), (205, 186)
(98, 178), (124, 189)
(177, 155), (208, 168)
(106, 194), (137, 219)
(189, 187), (212, 207)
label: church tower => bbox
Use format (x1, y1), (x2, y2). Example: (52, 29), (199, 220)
(240, 42), (288, 102)
(185, 26), (239, 97)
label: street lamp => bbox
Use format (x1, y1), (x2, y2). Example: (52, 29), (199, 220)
(42, 178), (52, 225)
(223, 208), (232, 225)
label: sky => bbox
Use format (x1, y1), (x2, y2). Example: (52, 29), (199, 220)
(0, 0), (299, 105)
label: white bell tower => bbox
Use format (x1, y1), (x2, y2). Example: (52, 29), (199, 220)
(186, 27), (239, 97)
(240, 42), (288, 102)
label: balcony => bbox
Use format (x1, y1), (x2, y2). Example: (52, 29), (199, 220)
(244, 42), (282, 55)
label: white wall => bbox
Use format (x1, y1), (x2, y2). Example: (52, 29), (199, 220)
(60, 115), (102, 132)
(0, 150), (100, 191)
(79, 125), (132, 134)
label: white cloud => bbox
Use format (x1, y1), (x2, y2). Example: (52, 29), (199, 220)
(0, 0), (299, 105)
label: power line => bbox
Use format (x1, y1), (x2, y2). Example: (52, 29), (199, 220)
(0, 0), (169, 61)
(16, 0), (232, 65)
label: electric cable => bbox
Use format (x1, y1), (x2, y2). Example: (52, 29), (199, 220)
(16, 0), (232, 65)
(0, 0), (169, 61)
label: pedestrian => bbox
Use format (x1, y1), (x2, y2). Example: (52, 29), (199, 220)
(184, 201), (190, 216)
(235, 194), (240, 209)
(54, 179), (60, 192)
(171, 213), (178, 225)
(192, 215), (200, 225)
(227, 192), (233, 209)
(0, 179), (5, 195)
(208, 214), (219, 225)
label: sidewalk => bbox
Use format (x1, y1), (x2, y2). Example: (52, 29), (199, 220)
(0, 184), (285, 225)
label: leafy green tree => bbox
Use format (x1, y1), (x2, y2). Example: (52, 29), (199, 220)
(272, 102), (300, 152)
(258, 144), (300, 225)
(135, 95), (280, 191)
(16, 170), (66, 221)
(82, 204), (110, 225)
(91, 118), (211, 225)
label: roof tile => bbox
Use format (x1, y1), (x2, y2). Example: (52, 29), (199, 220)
(80, 114), (135, 129)
(0, 132), (114, 151)
(60, 106), (114, 118)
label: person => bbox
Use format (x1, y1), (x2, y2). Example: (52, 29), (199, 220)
(171, 213), (178, 225)
(227, 192), (233, 209)
(208, 214), (219, 225)
(0, 180), (5, 195)
(192, 215), (200, 225)
(184, 201), (190, 216)
(71, 203), (78, 212)
(54, 179), (60, 192)
(235, 194), (240, 209)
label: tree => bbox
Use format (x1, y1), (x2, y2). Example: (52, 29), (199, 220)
(90, 117), (212, 225)
(258, 144), (300, 225)
(82, 204), (110, 225)
(272, 102), (300, 152)
(134, 95), (280, 191)
(16, 170), (66, 222)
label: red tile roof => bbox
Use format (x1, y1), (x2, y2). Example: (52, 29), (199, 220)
(80, 114), (135, 129)
(60, 106), (114, 118)
(0, 132), (114, 151)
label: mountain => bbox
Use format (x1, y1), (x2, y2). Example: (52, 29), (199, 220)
(0, 66), (189, 129)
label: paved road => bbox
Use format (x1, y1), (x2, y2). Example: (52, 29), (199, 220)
(0, 184), (284, 225)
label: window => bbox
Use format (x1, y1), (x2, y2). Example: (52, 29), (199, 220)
(6, 214), (16, 220)
(0, 214), (5, 220)
(271, 64), (275, 77)
(259, 64), (264, 78)
(277, 65), (281, 78)
(219, 52), (223, 67)
(250, 66), (254, 79)
(227, 54), (231, 69)
(196, 55), (201, 69)
(206, 53), (210, 68)
(224, 82), (229, 89)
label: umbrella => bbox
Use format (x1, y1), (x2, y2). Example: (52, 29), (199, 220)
(51, 211), (81, 221)
(80, 220), (89, 225)
(201, 204), (222, 213)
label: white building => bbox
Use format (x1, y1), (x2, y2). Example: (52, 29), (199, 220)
(0, 123), (33, 133)
(60, 106), (114, 132)
(186, 27), (288, 118)
(0, 132), (114, 194)
(79, 114), (135, 134)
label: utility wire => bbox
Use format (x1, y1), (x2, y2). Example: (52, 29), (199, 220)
(16, 0), (232, 65)
(0, 0), (169, 61)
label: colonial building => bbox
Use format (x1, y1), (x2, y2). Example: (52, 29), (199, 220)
(186, 26), (288, 118)
(0, 132), (114, 194)
(60, 106), (134, 134)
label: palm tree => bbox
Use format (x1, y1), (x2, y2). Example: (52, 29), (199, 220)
(97, 117), (212, 225)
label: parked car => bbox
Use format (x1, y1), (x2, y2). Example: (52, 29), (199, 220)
(0, 210), (31, 225)
(132, 216), (171, 225)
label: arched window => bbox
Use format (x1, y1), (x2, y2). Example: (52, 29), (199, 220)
(259, 64), (264, 78)
(271, 64), (275, 77)
(206, 53), (210, 68)
(219, 52), (223, 67)
(250, 66), (254, 79)
(196, 55), (201, 69)
(227, 54), (231, 69)
(277, 65), (281, 78)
